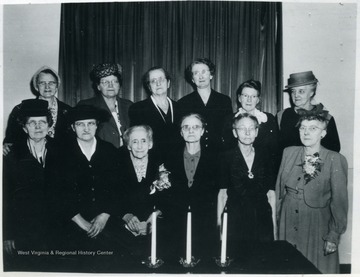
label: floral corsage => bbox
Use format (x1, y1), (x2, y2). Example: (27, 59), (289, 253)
(300, 153), (322, 184)
(150, 164), (171, 194)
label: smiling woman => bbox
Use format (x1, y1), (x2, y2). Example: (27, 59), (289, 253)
(115, 125), (171, 258)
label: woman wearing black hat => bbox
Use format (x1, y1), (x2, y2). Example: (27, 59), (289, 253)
(3, 99), (61, 261)
(3, 66), (71, 155)
(77, 63), (133, 149)
(276, 71), (340, 152)
(55, 105), (127, 253)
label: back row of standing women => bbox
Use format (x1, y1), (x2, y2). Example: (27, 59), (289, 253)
(3, 59), (347, 274)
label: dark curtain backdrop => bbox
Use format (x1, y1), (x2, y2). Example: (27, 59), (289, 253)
(59, 1), (283, 114)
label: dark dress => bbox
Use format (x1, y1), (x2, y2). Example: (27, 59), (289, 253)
(78, 95), (133, 148)
(116, 149), (171, 257)
(165, 145), (219, 260)
(219, 145), (276, 257)
(3, 137), (60, 252)
(56, 137), (125, 252)
(178, 90), (233, 153)
(276, 104), (340, 152)
(3, 98), (71, 145)
(128, 97), (182, 158)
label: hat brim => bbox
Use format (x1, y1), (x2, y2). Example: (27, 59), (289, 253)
(68, 106), (110, 124)
(283, 80), (318, 91)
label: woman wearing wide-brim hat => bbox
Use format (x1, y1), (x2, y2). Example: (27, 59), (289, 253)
(3, 99), (62, 262)
(276, 71), (340, 152)
(54, 105), (129, 254)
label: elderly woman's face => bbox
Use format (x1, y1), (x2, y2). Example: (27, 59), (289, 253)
(299, 119), (327, 148)
(232, 117), (258, 146)
(23, 116), (49, 142)
(290, 85), (315, 108)
(238, 87), (260, 112)
(72, 119), (97, 142)
(181, 116), (204, 143)
(191, 63), (213, 89)
(97, 75), (120, 99)
(149, 69), (170, 96)
(37, 73), (58, 100)
(127, 128), (153, 159)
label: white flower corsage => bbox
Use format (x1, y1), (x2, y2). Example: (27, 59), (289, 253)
(300, 153), (322, 184)
(150, 164), (171, 194)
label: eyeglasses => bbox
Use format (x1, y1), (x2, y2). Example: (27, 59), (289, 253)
(75, 121), (97, 128)
(149, 77), (167, 85)
(181, 125), (203, 132)
(26, 120), (48, 128)
(192, 69), (210, 77)
(241, 94), (258, 100)
(235, 126), (257, 133)
(299, 126), (323, 133)
(38, 81), (58, 88)
(100, 80), (119, 87)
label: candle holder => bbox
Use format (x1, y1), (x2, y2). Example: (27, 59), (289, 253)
(179, 256), (200, 268)
(142, 256), (164, 268)
(214, 257), (233, 267)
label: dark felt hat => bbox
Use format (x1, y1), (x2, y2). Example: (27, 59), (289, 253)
(91, 63), (122, 80)
(68, 105), (109, 124)
(284, 71), (318, 91)
(19, 99), (50, 118)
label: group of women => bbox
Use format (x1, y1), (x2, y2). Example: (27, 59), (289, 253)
(3, 60), (348, 274)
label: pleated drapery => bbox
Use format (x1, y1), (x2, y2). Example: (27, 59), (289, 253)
(59, 1), (282, 114)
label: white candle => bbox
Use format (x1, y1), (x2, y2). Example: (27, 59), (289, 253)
(220, 209), (228, 264)
(151, 209), (157, 264)
(186, 206), (192, 263)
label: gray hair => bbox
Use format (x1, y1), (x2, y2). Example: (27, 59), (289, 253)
(123, 125), (154, 146)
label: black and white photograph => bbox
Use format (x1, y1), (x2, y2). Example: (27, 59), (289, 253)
(1, 0), (359, 275)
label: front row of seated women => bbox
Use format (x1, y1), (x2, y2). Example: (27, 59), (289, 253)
(3, 99), (348, 274)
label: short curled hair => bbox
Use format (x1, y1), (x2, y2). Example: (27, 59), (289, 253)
(123, 125), (153, 146)
(296, 114), (329, 130)
(236, 79), (262, 109)
(180, 113), (207, 130)
(232, 113), (259, 129)
(142, 66), (171, 95)
(185, 58), (216, 83)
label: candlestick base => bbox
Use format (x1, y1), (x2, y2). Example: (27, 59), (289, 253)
(179, 256), (200, 267)
(214, 257), (233, 267)
(142, 256), (164, 268)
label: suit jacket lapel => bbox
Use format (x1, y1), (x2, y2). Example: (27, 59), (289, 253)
(97, 95), (119, 131)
